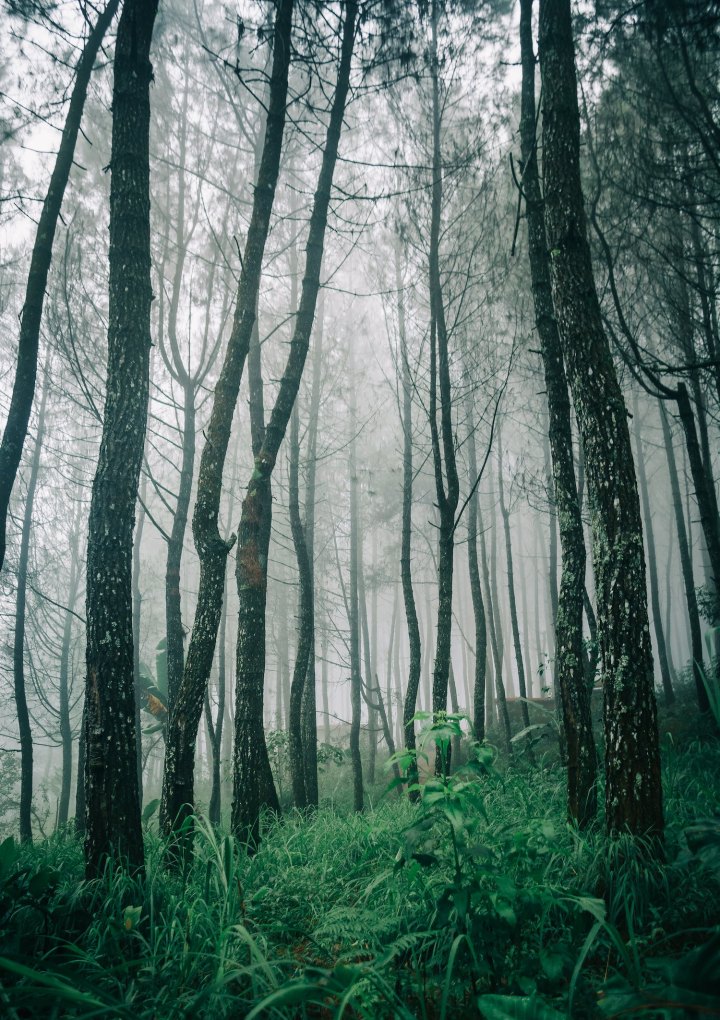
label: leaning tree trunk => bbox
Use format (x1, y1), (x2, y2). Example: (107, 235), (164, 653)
(13, 360), (49, 843)
(479, 506), (512, 752)
(0, 0), (120, 573)
(159, 0), (294, 839)
(519, 0), (596, 825)
(539, 0), (663, 839)
(231, 0), (357, 846)
(84, 0), (159, 879)
(659, 401), (707, 712)
(633, 395), (675, 706)
(397, 238), (422, 800)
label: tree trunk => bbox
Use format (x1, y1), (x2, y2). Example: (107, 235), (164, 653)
(349, 373), (364, 813)
(160, 0), (293, 840)
(0, 0), (120, 572)
(479, 506), (512, 752)
(232, 0), (357, 846)
(539, 0), (663, 838)
(659, 402), (707, 712)
(289, 402), (312, 808)
(465, 397), (487, 742)
(84, 0), (159, 878)
(633, 395), (675, 706)
(497, 434), (531, 732)
(519, 0), (596, 824)
(13, 360), (49, 842)
(132, 475), (146, 798)
(301, 297), (324, 808)
(58, 514), (81, 829)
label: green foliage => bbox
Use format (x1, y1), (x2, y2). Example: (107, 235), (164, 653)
(0, 742), (717, 1017)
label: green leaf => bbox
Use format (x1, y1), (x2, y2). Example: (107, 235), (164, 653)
(141, 798), (161, 825)
(477, 994), (564, 1019)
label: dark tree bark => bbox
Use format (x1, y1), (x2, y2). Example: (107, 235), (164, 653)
(132, 476), (146, 797)
(427, 0), (460, 779)
(0, 0), (120, 572)
(465, 399), (487, 741)
(231, 0), (357, 846)
(633, 396), (675, 707)
(301, 302), (324, 808)
(348, 389), (365, 813)
(519, 0), (596, 824)
(160, 0), (294, 839)
(497, 433), (531, 733)
(479, 505), (512, 752)
(206, 566), (228, 825)
(13, 360), (49, 842)
(289, 402), (312, 808)
(659, 402), (708, 712)
(397, 240), (422, 798)
(58, 512), (81, 829)
(359, 539), (376, 784)
(539, 0), (663, 838)
(84, 0), (159, 878)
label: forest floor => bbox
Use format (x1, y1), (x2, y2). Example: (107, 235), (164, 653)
(1, 710), (719, 1018)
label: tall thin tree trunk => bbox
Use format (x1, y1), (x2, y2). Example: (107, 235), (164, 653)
(659, 402), (707, 712)
(633, 395), (675, 706)
(289, 402), (312, 808)
(497, 434), (531, 732)
(0, 0), (120, 571)
(465, 397), (487, 742)
(14, 360), (49, 842)
(84, 0), (159, 878)
(349, 375), (364, 813)
(398, 237), (422, 796)
(58, 515), (81, 829)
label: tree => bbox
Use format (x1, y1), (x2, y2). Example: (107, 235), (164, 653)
(232, 0), (359, 846)
(539, 0), (663, 838)
(518, 0), (596, 825)
(160, 0), (295, 841)
(84, 0), (160, 878)
(0, 0), (120, 573)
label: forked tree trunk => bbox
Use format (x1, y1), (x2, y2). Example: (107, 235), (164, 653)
(519, 0), (596, 824)
(539, 0), (663, 838)
(84, 0), (159, 878)
(160, 0), (294, 839)
(0, 0), (120, 572)
(232, 1), (357, 846)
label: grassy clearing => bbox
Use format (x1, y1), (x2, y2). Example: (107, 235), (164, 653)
(0, 734), (718, 1018)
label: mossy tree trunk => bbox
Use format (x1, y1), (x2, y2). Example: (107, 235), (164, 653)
(539, 0), (663, 839)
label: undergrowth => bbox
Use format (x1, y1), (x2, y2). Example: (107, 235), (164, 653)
(0, 732), (718, 1019)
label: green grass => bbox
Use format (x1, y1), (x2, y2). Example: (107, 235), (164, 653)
(0, 735), (718, 1018)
